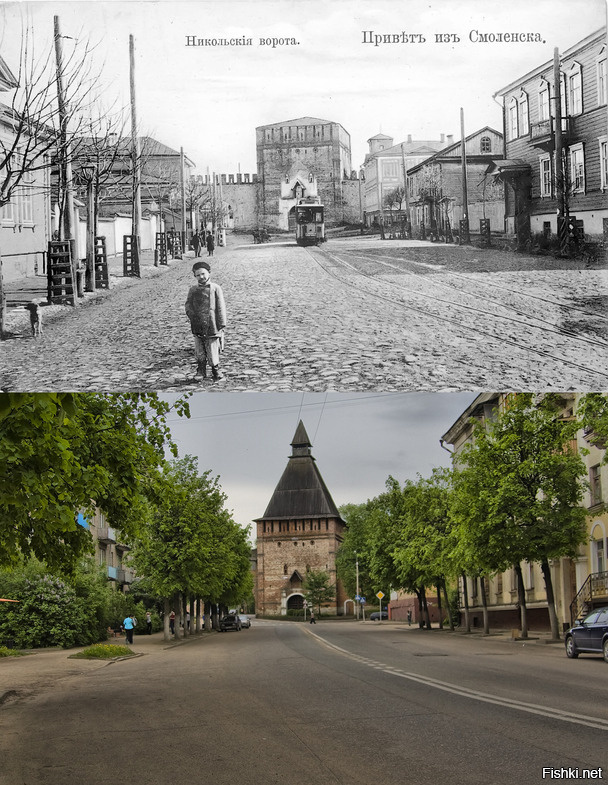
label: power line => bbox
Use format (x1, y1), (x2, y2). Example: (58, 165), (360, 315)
(165, 391), (410, 424)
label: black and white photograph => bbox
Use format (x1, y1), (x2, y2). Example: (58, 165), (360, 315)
(0, 0), (606, 390)
(1, 1), (608, 784)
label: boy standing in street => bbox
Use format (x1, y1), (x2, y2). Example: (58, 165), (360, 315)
(185, 260), (226, 380)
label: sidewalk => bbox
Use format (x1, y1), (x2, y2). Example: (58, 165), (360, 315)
(2, 248), (196, 337)
(0, 629), (214, 706)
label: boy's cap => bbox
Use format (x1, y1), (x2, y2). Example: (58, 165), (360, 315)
(192, 261), (211, 272)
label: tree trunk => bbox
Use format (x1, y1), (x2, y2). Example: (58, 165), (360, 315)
(163, 597), (171, 642)
(183, 594), (190, 637)
(195, 598), (202, 634)
(175, 592), (183, 639)
(421, 587), (432, 629)
(480, 577), (490, 635)
(514, 563), (528, 639)
(436, 583), (444, 629)
(461, 574), (471, 633)
(541, 560), (561, 640)
(0, 251), (6, 340)
(415, 589), (424, 628)
(442, 579), (454, 631)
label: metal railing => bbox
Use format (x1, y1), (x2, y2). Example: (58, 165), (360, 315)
(570, 570), (608, 623)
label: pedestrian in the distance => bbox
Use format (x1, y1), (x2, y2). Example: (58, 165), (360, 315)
(309, 610), (316, 624)
(146, 611), (152, 635)
(123, 614), (136, 645)
(169, 610), (175, 636)
(192, 232), (202, 258)
(186, 611), (191, 631)
(185, 260), (226, 381)
(407, 609), (412, 626)
(206, 231), (215, 256)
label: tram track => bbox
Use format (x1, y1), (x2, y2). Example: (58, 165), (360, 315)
(306, 245), (608, 384)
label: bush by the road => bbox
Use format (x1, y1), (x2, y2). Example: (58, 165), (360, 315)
(70, 643), (135, 659)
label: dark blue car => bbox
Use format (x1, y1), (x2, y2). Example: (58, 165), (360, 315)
(565, 606), (608, 661)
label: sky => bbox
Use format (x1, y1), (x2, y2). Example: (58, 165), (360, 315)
(161, 391), (476, 539)
(1, 0), (605, 175)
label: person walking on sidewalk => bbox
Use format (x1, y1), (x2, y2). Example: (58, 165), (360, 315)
(123, 614), (136, 645)
(185, 260), (226, 381)
(192, 232), (202, 258)
(309, 610), (316, 624)
(206, 231), (215, 257)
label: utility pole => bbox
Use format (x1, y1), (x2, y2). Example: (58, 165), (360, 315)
(180, 146), (187, 249)
(355, 551), (360, 620)
(130, 34), (141, 257)
(54, 15), (78, 295)
(460, 107), (470, 243)
(554, 47), (569, 255)
(400, 144), (411, 237)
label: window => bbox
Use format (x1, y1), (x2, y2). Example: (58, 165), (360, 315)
(538, 80), (551, 121)
(567, 62), (583, 115)
(590, 464), (602, 505)
(598, 49), (607, 105)
(600, 137), (608, 191)
(18, 184), (34, 225)
(1, 199), (15, 224)
(480, 136), (491, 153)
(594, 537), (605, 573)
(508, 98), (518, 139)
(540, 155), (552, 197)
(518, 91), (529, 135)
(569, 144), (585, 193)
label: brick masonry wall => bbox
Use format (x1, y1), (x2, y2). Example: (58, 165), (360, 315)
(255, 516), (347, 614)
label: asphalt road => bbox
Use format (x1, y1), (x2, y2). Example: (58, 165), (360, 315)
(2, 235), (606, 391)
(1, 621), (607, 785)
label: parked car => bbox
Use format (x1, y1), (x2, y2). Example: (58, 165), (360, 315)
(239, 615), (251, 629)
(565, 607), (608, 661)
(369, 611), (389, 621)
(219, 614), (242, 632)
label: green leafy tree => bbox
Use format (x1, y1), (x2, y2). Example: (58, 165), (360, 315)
(130, 456), (251, 640)
(0, 393), (190, 572)
(451, 393), (587, 640)
(303, 570), (336, 614)
(391, 469), (456, 630)
(336, 502), (377, 606)
(577, 393), (608, 459)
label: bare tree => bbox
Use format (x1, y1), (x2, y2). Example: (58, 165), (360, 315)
(0, 19), (102, 336)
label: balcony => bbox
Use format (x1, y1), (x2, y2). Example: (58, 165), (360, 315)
(117, 568), (135, 585)
(106, 565), (118, 581)
(529, 117), (571, 150)
(97, 526), (116, 544)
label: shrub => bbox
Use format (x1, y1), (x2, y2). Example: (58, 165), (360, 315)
(0, 646), (24, 657)
(71, 643), (134, 659)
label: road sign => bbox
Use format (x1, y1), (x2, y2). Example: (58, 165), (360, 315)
(303, 600), (308, 607)
(376, 591), (385, 600)
(355, 595), (361, 602)
(360, 597), (366, 604)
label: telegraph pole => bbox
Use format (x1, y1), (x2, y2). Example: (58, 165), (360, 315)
(54, 15), (78, 294)
(400, 144), (411, 237)
(553, 47), (569, 255)
(180, 146), (187, 250)
(130, 34), (142, 256)
(460, 107), (470, 243)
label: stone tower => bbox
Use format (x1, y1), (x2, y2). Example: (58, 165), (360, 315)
(254, 421), (347, 616)
(255, 117), (352, 230)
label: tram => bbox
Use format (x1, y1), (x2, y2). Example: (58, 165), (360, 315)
(295, 198), (325, 246)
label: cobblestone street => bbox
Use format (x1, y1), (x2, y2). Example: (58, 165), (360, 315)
(1, 235), (606, 392)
